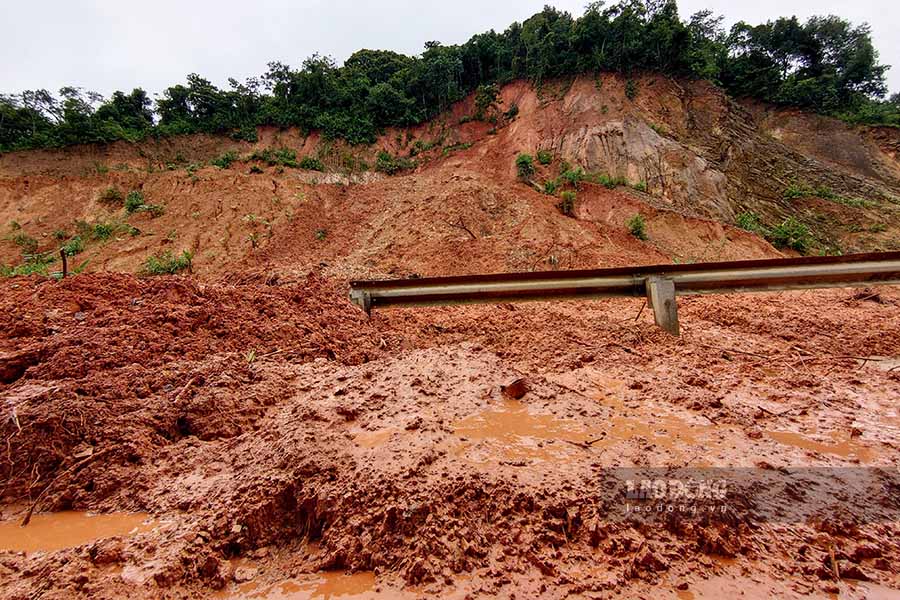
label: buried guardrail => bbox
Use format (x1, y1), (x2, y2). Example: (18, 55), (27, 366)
(349, 252), (900, 336)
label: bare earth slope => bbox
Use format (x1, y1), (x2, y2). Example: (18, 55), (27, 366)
(1, 76), (900, 600)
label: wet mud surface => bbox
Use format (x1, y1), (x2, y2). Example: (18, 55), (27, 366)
(1, 275), (899, 599)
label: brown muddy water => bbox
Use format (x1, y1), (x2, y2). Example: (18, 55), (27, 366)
(0, 510), (154, 553)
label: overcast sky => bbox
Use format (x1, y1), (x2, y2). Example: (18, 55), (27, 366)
(2, 0), (897, 100)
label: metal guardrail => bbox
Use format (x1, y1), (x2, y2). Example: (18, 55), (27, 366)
(349, 252), (900, 336)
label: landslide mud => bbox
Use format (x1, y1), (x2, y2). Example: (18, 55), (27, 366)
(2, 273), (899, 599)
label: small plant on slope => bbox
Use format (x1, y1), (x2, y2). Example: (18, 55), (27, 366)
(627, 214), (648, 240)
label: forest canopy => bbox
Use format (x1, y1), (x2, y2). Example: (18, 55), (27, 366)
(2, 0), (898, 152)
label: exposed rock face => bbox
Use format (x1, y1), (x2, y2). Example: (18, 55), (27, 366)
(559, 118), (731, 219)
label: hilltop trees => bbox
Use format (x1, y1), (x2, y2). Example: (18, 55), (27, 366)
(1, 0), (896, 152)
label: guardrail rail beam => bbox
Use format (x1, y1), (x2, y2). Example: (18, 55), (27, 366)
(349, 252), (900, 336)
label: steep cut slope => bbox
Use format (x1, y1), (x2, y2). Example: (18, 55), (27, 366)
(2, 74), (899, 281)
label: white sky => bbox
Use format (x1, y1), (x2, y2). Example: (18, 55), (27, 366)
(1, 0), (897, 99)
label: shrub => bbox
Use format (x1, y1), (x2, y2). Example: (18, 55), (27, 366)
(315, 228), (327, 240)
(504, 103), (519, 120)
(12, 233), (38, 255)
(142, 250), (193, 275)
(125, 190), (145, 213)
(248, 148), (298, 167)
(211, 150), (238, 169)
(92, 223), (116, 241)
(562, 167), (585, 187)
(544, 179), (559, 195)
(249, 165), (263, 174)
(625, 79), (638, 100)
(61, 236), (84, 256)
(299, 156), (325, 171)
(273, 148), (298, 167)
(767, 217), (812, 253)
(736, 211), (764, 233)
(98, 186), (124, 204)
(515, 153), (535, 179)
(632, 180), (648, 192)
(627, 214), (648, 240)
(536, 149), (553, 165)
(559, 190), (576, 216)
(375, 151), (414, 175)
(52, 229), (68, 240)
(587, 172), (627, 189)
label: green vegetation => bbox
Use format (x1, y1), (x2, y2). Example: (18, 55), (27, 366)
(98, 186), (124, 205)
(625, 79), (638, 100)
(543, 179), (559, 195)
(783, 182), (873, 208)
(736, 211), (765, 234)
(559, 190), (576, 216)
(632, 180), (648, 192)
(61, 235), (85, 256)
(92, 222), (115, 240)
(315, 228), (328, 240)
(473, 83), (502, 121)
(299, 156), (325, 171)
(516, 153), (535, 179)
(627, 214), (648, 240)
(768, 217), (813, 252)
(124, 190), (145, 213)
(125, 191), (165, 217)
(736, 211), (813, 253)
(141, 250), (193, 275)
(3, 2), (894, 154)
(1, 252), (57, 277)
(211, 150), (238, 169)
(248, 148), (298, 167)
(11, 232), (38, 254)
(536, 149), (553, 165)
(375, 151), (414, 175)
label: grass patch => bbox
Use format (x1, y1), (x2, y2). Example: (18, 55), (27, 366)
(375, 151), (415, 175)
(767, 217), (813, 252)
(98, 186), (124, 205)
(248, 148), (298, 168)
(536, 149), (553, 165)
(211, 150), (239, 169)
(141, 250), (193, 275)
(299, 156), (325, 171)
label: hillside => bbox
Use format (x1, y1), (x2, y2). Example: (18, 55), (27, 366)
(2, 74), (899, 282)
(1, 76), (900, 600)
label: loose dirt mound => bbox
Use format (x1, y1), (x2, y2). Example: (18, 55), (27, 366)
(2, 277), (899, 599)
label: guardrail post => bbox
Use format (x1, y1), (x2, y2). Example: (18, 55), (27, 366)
(349, 289), (373, 316)
(645, 276), (679, 336)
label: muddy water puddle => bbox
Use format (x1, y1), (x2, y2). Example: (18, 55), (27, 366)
(765, 430), (875, 462)
(214, 571), (416, 599)
(0, 511), (154, 553)
(352, 429), (397, 449)
(452, 396), (710, 463)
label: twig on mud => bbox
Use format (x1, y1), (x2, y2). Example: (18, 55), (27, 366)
(604, 342), (647, 359)
(21, 448), (112, 527)
(697, 344), (769, 359)
(757, 403), (811, 418)
(173, 376), (198, 404)
(633, 300), (647, 322)
(443, 216), (477, 240)
(829, 544), (841, 581)
(564, 438), (606, 451)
